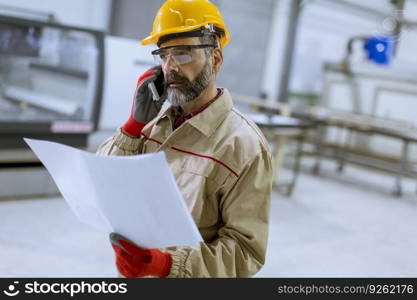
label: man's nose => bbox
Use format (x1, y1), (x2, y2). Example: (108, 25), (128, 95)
(163, 55), (179, 73)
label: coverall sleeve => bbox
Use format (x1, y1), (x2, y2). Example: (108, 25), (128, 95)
(165, 149), (273, 277)
(96, 128), (145, 156)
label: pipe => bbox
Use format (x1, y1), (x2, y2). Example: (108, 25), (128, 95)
(277, 0), (302, 103)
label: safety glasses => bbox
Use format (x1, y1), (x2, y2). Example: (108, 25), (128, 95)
(151, 44), (216, 66)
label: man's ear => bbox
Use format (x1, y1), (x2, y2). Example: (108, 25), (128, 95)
(212, 48), (223, 74)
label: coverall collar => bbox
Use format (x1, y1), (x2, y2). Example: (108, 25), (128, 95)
(158, 88), (233, 137)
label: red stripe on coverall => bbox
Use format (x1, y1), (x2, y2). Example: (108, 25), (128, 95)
(140, 132), (240, 178)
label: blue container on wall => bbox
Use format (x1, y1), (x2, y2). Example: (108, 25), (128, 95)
(364, 36), (395, 65)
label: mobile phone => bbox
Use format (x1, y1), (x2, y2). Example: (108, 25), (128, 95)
(148, 82), (160, 101)
(109, 232), (134, 256)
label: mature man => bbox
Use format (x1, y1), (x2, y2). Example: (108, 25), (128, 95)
(97, 0), (273, 278)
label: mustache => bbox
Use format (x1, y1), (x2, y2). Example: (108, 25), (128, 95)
(164, 72), (191, 86)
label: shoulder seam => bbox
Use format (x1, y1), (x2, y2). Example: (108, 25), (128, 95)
(230, 108), (270, 151)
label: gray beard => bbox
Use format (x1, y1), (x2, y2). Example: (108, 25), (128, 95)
(167, 60), (212, 107)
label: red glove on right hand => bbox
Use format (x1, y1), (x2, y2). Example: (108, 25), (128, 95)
(111, 236), (172, 278)
(122, 66), (166, 137)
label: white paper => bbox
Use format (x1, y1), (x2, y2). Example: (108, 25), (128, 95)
(24, 138), (202, 249)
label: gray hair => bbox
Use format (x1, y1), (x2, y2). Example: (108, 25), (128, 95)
(199, 32), (220, 57)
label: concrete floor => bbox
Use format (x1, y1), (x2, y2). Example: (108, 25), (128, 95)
(1, 159), (416, 277)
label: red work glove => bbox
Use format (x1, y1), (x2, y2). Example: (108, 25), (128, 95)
(111, 237), (172, 278)
(122, 66), (166, 137)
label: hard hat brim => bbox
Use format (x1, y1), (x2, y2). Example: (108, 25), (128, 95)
(141, 22), (230, 48)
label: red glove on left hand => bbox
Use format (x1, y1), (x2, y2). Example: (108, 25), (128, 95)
(121, 66), (166, 137)
(111, 238), (172, 278)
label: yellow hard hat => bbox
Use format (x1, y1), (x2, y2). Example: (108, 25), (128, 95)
(141, 0), (230, 48)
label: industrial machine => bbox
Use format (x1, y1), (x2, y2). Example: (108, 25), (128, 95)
(0, 15), (104, 198)
(0, 15), (104, 150)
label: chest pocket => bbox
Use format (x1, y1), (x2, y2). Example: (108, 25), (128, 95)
(175, 155), (230, 228)
(180, 153), (232, 187)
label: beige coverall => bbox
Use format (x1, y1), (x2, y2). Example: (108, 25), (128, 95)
(97, 88), (273, 277)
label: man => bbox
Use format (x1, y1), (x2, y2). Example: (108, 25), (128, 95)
(97, 0), (273, 278)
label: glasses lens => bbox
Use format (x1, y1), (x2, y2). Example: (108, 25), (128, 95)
(152, 49), (193, 66)
(172, 53), (192, 65)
